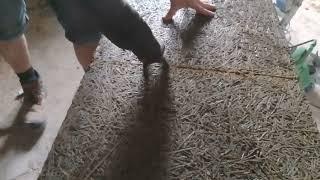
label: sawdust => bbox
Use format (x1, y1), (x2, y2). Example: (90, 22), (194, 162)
(39, 0), (320, 179)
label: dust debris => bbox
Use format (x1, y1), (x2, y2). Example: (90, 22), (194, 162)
(39, 0), (320, 179)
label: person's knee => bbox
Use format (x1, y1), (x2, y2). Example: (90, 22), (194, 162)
(65, 30), (101, 45)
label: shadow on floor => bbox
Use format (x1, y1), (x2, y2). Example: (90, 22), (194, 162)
(0, 102), (44, 156)
(165, 13), (212, 64)
(180, 14), (213, 49)
(102, 64), (173, 180)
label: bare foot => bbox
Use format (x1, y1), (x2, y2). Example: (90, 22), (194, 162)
(163, 0), (216, 23)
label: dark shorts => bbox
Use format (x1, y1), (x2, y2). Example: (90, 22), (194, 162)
(50, 0), (163, 60)
(0, 0), (162, 60)
(0, 0), (28, 41)
(49, 0), (102, 44)
(0, 0), (100, 43)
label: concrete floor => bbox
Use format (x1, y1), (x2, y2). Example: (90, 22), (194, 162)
(284, 0), (320, 130)
(0, 6), (83, 180)
(287, 0), (320, 51)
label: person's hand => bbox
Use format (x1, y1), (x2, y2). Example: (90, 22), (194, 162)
(163, 0), (216, 24)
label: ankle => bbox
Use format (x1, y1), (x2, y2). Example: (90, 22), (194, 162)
(17, 67), (40, 85)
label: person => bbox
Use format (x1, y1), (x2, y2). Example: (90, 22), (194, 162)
(163, 0), (216, 24)
(0, 0), (165, 129)
(0, 0), (46, 129)
(0, 0), (214, 129)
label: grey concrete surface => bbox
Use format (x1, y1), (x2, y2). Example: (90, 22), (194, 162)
(0, 5), (83, 180)
(283, 0), (320, 129)
(287, 0), (320, 51)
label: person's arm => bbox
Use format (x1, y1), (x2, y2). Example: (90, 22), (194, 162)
(163, 0), (216, 24)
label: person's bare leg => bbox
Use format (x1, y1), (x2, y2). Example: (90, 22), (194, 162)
(73, 42), (99, 71)
(0, 34), (46, 129)
(0, 35), (31, 73)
